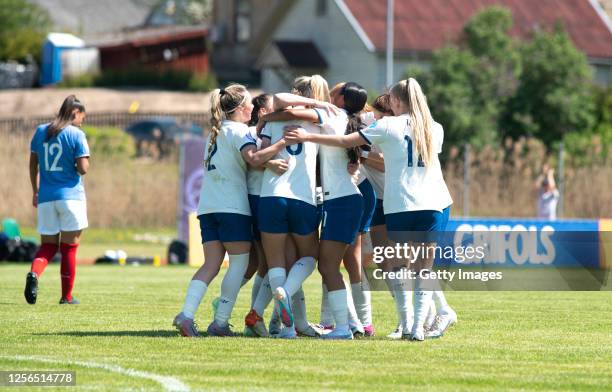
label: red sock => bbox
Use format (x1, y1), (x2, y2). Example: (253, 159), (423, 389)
(31, 243), (59, 277)
(60, 243), (78, 301)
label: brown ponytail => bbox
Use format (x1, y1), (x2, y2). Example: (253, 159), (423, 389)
(371, 94), (393, 116)
(47, 95), (85, 141)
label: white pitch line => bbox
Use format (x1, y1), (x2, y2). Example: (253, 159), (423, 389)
(2, 355), (190, 392)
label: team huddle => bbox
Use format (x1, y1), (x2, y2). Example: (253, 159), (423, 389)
(23, 75), (456, 341)
(174, 75), (457, 341)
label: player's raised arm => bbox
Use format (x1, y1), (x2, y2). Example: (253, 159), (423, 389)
(240, 138), (287, 168)
(261, 108), (321, 124)
(272, 92), (339, 114)
(284, 125), (366, 148)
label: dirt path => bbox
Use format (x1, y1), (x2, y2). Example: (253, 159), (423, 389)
(0, 88), (213, 117)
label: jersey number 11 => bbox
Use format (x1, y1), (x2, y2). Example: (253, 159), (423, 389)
(404, 136), (425, 167)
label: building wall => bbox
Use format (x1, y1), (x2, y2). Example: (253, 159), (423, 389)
(592, 61), (612, 85)
(262, 0), (612, 92)
(212, 0), (284, 83)
(374, 56), (432, 91)
(599, 0), (612, 16)
(261, 0), (379, 93)
(100, 35), (209, 74)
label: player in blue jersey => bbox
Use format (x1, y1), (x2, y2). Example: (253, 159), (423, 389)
(25, 95), (90, 305)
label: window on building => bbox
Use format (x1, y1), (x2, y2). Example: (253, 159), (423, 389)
(235, 0), (251, 42)
(316, 0), (327, 16)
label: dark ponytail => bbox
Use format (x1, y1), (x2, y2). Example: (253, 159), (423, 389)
(248, 93), (271, 127)
(372, 93), (393, 116)
(340, 82), (368, 164)
(46, 95), (85, 141)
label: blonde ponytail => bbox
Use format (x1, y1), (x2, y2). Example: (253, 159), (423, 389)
(207, 89), (223, 166)
(309, 74), (330, 102)
(292, 74), (331, 102)
(391, 78), (434, 166)
(206, 84), (249, 166)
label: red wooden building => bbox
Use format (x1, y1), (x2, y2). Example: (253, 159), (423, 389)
(97, 26), (209, 74)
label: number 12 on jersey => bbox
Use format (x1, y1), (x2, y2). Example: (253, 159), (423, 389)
(43, 142), (63, 172)
(207, 143), (217, 171)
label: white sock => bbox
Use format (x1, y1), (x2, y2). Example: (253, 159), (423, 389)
(253, 274), (273, 316)
(283, 257), (316, 296)
(292, 287), (310, 331)
(351, 281), (372, 326)
(328, 289), (349, 330)
(181, 279), (208, 319)
(425, 301), (437, 328)
(215, 253), (249, 327)
(387, 276), (412, 330)
(268, 267), (286, 292)
(250, 274), (263, 308)
(346, 284), (363, 330)
(432, 278), (450, 313)
(320, 284), (334, 326)
(412, 273), (433, 333)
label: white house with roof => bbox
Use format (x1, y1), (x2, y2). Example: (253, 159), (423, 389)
(251, 0), (612, 94)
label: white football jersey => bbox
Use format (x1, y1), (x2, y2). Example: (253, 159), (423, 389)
(359, 114), (453, 214)
(197, 120), (254, 216)
(318, 110), (361, 201)
(246, 126), (264, 195)
(357, 111), (383, 194)
(361, 144), (385, 199)
(260, 119), (320, 206)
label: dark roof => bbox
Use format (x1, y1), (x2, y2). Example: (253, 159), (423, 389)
(92, 26), (207, 48)
(275, 40), (328, 68)
(30, 0), (157, 38)
(343, 0), (612, 59)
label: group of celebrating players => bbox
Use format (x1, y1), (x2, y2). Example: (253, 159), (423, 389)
(173, 74), (457, 341)
(23, 74), (457, 341)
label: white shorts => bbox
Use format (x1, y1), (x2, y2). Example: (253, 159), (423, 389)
(37, 200), (88, 235)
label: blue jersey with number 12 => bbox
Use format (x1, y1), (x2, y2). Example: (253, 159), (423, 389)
(30, 123), (90, 204)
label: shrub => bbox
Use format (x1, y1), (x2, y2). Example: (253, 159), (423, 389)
(188, 72), (217, 92)
(81, 125), (135, 158)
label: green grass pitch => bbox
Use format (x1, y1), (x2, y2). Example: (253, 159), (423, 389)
(1, 264), (611, 391)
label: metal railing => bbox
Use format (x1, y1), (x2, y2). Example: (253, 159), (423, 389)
(0, 111), (210, 133)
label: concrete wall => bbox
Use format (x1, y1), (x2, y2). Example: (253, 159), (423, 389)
(261, 0), (378, 93)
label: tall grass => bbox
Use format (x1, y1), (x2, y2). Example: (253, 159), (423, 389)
(0, 130), (178, 229)
(444, 137), (611, 218)
(0, 130), (609, 230)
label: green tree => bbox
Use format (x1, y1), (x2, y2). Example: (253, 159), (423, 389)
(0, 0), (50, 62)
(410, 6), (520, 149)
(406, 6), (596, 152)
(413, 47), (478, 149)
(504, 27), (595, 148)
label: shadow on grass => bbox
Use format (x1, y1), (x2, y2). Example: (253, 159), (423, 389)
(35, 330), (178, 338)
(34, 330), (249, 338)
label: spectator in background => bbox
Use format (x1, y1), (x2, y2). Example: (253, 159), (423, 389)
(537, 165), (560, 220)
